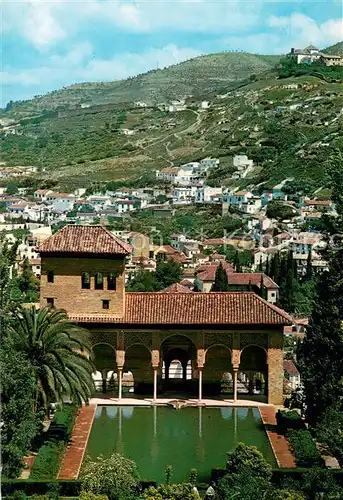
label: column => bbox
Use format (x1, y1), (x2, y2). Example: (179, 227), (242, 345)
(233, 368), (238, 402)
(197, 348), (205, 404)
(151, 348), (160, 404)
(116, 349), (125, 401)
(198, 368), (203, 402)
(118, 368), (123, 400)
(153, 367), (158, 402)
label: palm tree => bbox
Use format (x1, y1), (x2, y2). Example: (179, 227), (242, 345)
(9, 306), (95, 409)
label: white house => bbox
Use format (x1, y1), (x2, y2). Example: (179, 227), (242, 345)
(195, 186), (223, 203)
(47, 193), (76, 212)
(172, 186), (196, 203)
(290, 45), (321, 64)
(233, 155), (253, 171)
(34, 189), (54, 202)
(225, 190), (253, 207)
(156, 168), (180, 182)
(114, 199), (136, 214)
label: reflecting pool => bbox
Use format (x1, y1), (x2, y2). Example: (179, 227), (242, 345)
(85, 406), (276, 483)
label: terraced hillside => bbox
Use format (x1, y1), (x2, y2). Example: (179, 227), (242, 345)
(3, 52), (279, 113)
(1, 45), (342, 192)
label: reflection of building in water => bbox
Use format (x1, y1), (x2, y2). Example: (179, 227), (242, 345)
(106, 407), (118, 419)
(39, 225), (291, 405)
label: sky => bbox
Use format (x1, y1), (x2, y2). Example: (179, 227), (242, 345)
(1, 0), (343, 107)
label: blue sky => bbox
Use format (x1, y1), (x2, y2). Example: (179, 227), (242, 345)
(1, 0), (343, 107)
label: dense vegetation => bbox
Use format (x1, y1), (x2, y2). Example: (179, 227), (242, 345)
(0, 234), (95, 479)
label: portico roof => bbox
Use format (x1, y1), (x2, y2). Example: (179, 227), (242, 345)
(69, 291), (292, 326)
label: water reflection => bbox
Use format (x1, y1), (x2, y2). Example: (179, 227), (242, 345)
(106, 407), (117, 419)
(86, 405), (276, 484)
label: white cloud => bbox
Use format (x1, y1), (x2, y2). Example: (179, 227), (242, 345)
(1, 43), (201, 89)
(267, 13), (343, 48)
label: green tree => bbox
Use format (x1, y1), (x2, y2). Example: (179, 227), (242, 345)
(212, 262), (229, 292)
(155, 260), (182, 290)
(225, 442), (272, 480)
(6, 181), (19, 195)
(299, 152), (343, 426)
(266, 200), (296, 220)
(9, 306), (95, 409)
(0, 338), (40, 478)
(304, 249), (313, 282)
(316, 404), (343, 465)
(80, 453), (140, 500)
(126, 269), (158, 292)
(15, 257), (40, 302)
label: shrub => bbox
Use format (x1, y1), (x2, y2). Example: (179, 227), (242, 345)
(80, 453), (140, 500)
(30, 405), (77, 480)
(142, 483), (199, 500)
(80, 492), (109, 500)
(276, 410), (305, 432)
(287, 430), (323, 467)
(226, 442), (272, 480)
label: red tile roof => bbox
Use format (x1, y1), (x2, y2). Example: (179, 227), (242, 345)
(284, 359), (300, 376)
(228, 273), (278, 289)
(69, 292), (292, 325)
(39, 225), (131, 255)
(161, 283), (193, 293)
(196, 262), (234, 281)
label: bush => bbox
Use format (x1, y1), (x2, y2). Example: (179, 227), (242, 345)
(226, 442), (272, 480)
(276, 410), (305, 432)
(0, 479), (81, 497)
(287, 430), (323, 468)
(80, 453), (140, 500)
(30, 405), (78, 480)
(80, 492), (109, 500)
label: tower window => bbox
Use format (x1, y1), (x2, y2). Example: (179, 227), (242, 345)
(47, 271), (54, 283)
(107, 273), (117, 291)
(81, 272), (91, 289)
(102, 299), (110, 310)
(95, 272), (104, 290)
(47, 297), (54, 306)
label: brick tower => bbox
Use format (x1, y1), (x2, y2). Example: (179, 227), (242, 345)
(39, 225), (131, 317)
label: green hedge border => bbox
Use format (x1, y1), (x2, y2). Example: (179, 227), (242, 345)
(1, 479), (157, 497)
(30, 405), (78, 480)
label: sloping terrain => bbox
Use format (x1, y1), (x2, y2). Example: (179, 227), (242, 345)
(3, 52), (280, 114)
(1, 45), (342, 192)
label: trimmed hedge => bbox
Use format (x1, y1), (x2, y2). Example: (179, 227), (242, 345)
(1, 479), (157, 497)
(1, 479), (81, 497)
(276, 410), (305, 432)
(286, 430), (323, 468)
(30, 405), (78, 480)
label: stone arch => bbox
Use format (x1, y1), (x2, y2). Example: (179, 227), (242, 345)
(203, 344), (232, 396)
(92, 343), (117, 393)
(160, 334), (197, 392)
(124, 343), (153, 395)
(239, 345), (268, 397)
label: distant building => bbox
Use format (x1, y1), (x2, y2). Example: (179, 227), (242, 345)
(320, 53), (343, 67)
(290, 45), (321, 64)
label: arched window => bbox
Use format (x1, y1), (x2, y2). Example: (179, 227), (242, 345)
(95, 272), (103, 290)
(47, 270), (54, 283)
(81, 272), (90, 289)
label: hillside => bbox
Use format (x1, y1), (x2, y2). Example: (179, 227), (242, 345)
(3, 52), (279, 113)
(322, 42), (343, 55)
(1, 46), (342, 193)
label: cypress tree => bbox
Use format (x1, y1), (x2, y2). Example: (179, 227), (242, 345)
(299, 248), (343, 426)
(305, 248), (313, 282)
(212, 262), (229, 292)
(299, 149), (343, 426)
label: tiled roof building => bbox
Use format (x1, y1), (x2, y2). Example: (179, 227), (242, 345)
(39, 225), (287, 405)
